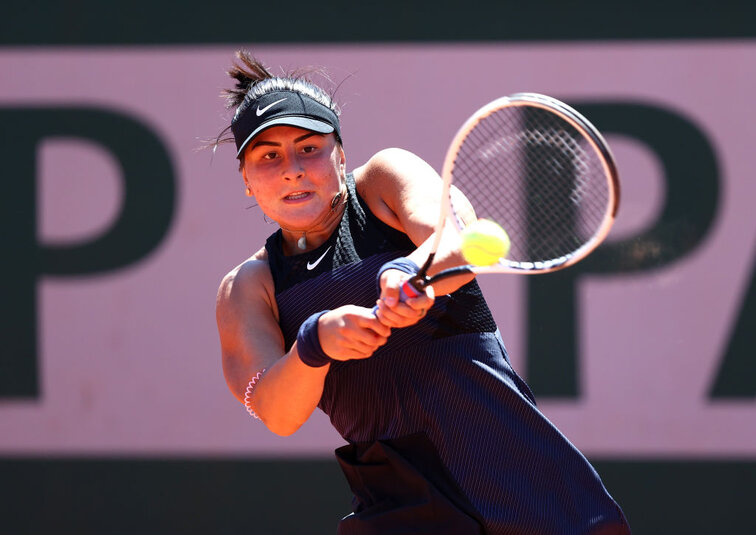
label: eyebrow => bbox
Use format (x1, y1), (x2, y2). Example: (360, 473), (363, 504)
(250, 132), (323, 150)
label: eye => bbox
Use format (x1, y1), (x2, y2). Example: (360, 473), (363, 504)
(261, 151), (279, 160)
(301, 145), (318, 154)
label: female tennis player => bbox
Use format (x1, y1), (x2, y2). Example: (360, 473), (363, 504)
(215, 51), (630, 535)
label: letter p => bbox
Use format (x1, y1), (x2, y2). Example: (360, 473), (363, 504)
(0, 107), (176, 398)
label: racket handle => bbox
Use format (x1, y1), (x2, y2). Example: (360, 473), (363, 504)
(400, 279), (422, 299)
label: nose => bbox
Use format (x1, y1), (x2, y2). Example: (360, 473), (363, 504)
(282, 154), (305, 181)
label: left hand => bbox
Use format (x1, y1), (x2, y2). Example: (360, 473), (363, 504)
(374, 268), (435, 328)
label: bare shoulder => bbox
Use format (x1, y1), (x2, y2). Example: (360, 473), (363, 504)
(353, 148), (442, 232)
(216, 246), (277, 324)
(354, 148), (438, 189)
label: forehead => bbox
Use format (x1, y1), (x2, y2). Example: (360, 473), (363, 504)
(250, 125), (323, 144)
(243, 127), (338, 161)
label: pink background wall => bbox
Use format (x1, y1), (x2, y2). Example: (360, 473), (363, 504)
(0, 43), (753, 457)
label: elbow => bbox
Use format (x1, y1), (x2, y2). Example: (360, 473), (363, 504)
(249, 395), (306, 436)
(238, 397), (303, 436)
(267, 423), (301, 437)
(263, 415), (304, 437)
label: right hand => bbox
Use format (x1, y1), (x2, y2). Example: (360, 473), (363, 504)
(318, 305), (392, 361)
(374, 268), (435, 329)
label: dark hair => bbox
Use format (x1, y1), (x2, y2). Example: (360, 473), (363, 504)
(213, 51), (341, 163)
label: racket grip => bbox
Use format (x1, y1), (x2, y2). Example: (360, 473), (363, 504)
(400, 279), (422, 299)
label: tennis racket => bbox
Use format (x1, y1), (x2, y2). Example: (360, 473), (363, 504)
(400, 92), (619, 298)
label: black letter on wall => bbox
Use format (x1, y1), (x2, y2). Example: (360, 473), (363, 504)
(526, 102), (720, 398)
(0, 107), (176, 398)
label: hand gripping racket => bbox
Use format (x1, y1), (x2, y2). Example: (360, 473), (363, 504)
(400, 92), (619, 298)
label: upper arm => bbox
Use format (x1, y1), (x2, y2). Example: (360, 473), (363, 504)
(354, 148), (475, 246)
(216, 256), (285, 403)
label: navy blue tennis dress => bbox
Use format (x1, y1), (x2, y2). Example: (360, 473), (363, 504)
(265, 174), (630, 535)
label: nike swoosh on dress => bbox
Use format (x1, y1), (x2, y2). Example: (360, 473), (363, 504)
(307, 246), (333, 270)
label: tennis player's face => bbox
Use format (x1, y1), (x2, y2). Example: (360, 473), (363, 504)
(241, 126), (345, 230)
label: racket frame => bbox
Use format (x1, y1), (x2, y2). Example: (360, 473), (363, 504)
(416, 93), (620, 287)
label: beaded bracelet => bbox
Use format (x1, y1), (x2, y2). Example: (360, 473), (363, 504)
(297, 310), (333, 368)
(243, 368), (267, 420)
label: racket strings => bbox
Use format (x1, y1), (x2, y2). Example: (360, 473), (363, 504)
(451, 105), (610, 266)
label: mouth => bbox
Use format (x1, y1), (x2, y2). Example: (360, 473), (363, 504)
(283, 191), (311, 202)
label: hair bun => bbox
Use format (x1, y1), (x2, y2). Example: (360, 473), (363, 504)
(223, 51), (274, 109)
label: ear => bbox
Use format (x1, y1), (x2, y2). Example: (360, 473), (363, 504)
(338, 146), (346, 174)
(241, 167), (254, 197)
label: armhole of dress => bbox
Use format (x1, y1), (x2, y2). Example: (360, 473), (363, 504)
(263, 230), (284, 294)
(348, 173), (416, 252)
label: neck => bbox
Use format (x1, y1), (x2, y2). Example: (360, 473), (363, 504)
(280, 187), (347, 254)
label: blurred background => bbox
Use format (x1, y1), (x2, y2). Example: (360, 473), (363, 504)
(1, 1), (754, 533)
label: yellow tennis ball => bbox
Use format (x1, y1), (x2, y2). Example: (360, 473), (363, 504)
(460, 219), (511, 266)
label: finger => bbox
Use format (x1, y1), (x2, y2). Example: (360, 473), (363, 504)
(388, 299), (419, 318)
(327, 332), (384, 359)
(353, 326), (390, 348)
(357, 308), (393, 337)
(405, 287), (435, 312)
(343, 314), (390, 345)
(377, 305), (425, 330)
(341, 336), (387, 358)
(375, 299), (415, 327)
(379, 271), (404, 307)
(330, 346), (372, 361)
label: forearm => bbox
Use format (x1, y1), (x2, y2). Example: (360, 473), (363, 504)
(406, 222), (475, 296)
(248, 343), (329, 436)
